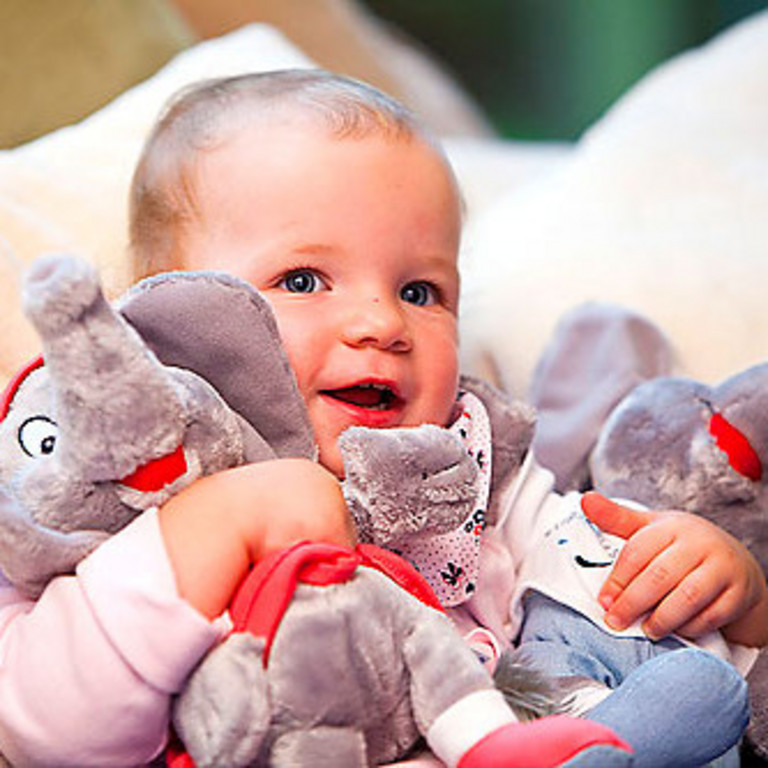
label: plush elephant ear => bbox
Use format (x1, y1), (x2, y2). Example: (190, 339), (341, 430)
(528, 303), (673, 493)
(458, 374), (536, 525)
(119, 271), (316, 461)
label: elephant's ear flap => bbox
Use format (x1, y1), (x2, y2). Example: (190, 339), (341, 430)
(118, 271), (316, 461)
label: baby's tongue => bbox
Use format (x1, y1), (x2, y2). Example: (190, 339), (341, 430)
(330, 385), (386, 408)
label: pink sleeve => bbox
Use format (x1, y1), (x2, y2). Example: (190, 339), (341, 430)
(0, 509), (224, 767)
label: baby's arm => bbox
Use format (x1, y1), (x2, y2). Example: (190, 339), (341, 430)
(581, 492), (768, 648)
(159, 459), (355, 618)
(0, 459), (353, 766)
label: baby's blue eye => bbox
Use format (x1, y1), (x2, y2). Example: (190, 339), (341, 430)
(400, 281), (436, 306)
(281, 270), (319, 293)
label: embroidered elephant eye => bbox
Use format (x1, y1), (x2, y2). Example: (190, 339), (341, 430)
(18, 416), (58, 458)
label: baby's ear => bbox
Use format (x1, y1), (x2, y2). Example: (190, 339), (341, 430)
(119, 272), (316, 461)
(459, 374), (535, 524)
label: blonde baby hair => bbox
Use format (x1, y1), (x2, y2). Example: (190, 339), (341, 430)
(128, 68), (444, 283)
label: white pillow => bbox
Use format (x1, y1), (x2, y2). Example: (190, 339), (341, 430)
(458, 10), (768, 398)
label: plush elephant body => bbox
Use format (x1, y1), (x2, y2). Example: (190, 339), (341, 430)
(173, 542), (503, 767)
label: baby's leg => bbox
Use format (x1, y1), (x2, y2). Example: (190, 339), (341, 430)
(504, 592), (748, 766)
(506, 592), (680, 689)
(587, 648), (748, 768)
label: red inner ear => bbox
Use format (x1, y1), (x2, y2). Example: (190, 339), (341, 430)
(709, 412), (763, 482)
(0, 355), (44, 422)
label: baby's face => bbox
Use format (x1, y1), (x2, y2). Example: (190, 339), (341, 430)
(180, 121), (462, 476)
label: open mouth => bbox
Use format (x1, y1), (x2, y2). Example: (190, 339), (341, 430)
(321, 382), (403, 411)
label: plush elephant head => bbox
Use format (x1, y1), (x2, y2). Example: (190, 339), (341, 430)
(0, 254), (311, 597)
(590, 365), (768, 571)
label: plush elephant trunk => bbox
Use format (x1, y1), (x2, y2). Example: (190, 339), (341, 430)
(22, 254), (189, 482)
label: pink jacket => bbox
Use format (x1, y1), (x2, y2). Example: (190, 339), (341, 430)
(0, 510), (224, 767)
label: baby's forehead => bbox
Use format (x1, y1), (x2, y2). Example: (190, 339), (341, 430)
(179, 102), (462, 236)
(201, 107), (456, 184)
(207, 89), (436, 150)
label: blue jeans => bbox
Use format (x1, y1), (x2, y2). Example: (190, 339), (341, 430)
(513, 592), (749, 767)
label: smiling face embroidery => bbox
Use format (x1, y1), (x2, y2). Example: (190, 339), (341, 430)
(551, 510), (620, 577)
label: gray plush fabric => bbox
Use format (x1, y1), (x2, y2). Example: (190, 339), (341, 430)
(530, 303), (673, 492)
(119, 270), (316, 463)
(175, 566), (497, 767)
(340, 424), (480, 548)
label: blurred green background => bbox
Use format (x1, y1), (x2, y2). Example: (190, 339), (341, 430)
(361, 0), (767, 140)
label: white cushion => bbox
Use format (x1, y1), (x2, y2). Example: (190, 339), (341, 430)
(458, 10), (768, 397)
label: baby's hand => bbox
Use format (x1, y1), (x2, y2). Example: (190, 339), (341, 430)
(581, 492), (768, 647)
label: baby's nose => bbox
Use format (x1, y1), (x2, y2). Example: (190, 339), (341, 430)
(341, 295), (412, 352)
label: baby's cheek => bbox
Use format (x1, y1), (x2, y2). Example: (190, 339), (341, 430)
(433, 351), (461, 424)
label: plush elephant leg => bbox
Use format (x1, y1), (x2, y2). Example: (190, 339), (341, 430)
(270, 726), (368, 768)
(173, 634), (270, 768)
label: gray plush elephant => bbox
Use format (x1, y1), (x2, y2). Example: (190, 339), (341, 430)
(589, 365), (768, 763)
(0, 254), (305, 597)
(0, 255), (631, 768)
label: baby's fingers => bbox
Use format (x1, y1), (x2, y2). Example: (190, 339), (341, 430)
(602, 531), (698, 633)
(669, 584), (739, 640)
(596, 516), (674, 612)
(640, 562), (730, 640)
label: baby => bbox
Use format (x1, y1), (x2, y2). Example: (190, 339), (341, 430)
(0, 69), (765, 766)
(130, 69), (765, 766)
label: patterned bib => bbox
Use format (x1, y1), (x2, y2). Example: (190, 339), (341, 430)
(396, 390), (492, 607)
